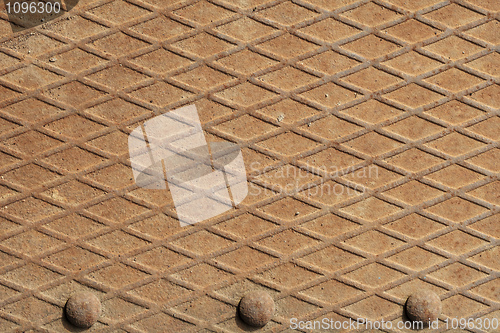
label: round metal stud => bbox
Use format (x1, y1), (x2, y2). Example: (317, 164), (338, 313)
(65, 292), (101, 328)
(406, 289), (442, 326)
(238, 290), (275, 327)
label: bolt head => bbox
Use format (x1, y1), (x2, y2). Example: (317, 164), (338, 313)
(406, 290), (442, 326)
(238, 290), (275, 327)
(65, 292), (101, 328)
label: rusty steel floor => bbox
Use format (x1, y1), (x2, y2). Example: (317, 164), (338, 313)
(0, 0), (499, 332)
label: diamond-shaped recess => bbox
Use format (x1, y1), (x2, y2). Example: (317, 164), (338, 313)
(257, 33), (320, 59)
(429, 263), (487, 287)
(299, 181), (362, 205)
(257, 2), (317, 26)
(2, 164), (60, 189)
(424, 4), (483, 28)
(383, 0), (442, 11)
(387, 279), (446, 300)
(86, 230), (149, 255)
(387, 247), (446, 270)
(132, 49), (192, 74)
(129, 278), (191, 304)
(215, 246), (275, 271)
(44, 82), (106, 107)
(382, 51), (442, 76)
(85, 65), (150, 90)
(3, 131), (62, 157)
(466, 20), (500, 45)
(132, 313), (194, 333)
(256, 164), (320, 190)
(425, 165), (485, 189)
(300, 51), (359, 75)
(424, 68), (484, 93)
(42, 246), (105, 272)
(256, 132), (320, 156)
(299, 19), (360, 43)
(299, 148), (362, 175)
(173, 1), (234, 25)
(129, 82), (193, 107)
(301, 0), (357, 11)
(172, 33), (234, 58)
(1, 65), (61, 90)
(469, 247), (500, 271)
(343, 230), (404, 254)
(257, 67), (318, 91)
(341, 2), (402, 27)
(426, 197), (488, 223)
(384, 84), (443, 108)
(87, 263), (149, 289)
(385, 148), (444, 172)
(343, 296), (399, 321)
(87, 0), (150, 24)
(342, 100), (402, 124)
(384, 19), (440, 43)
(131, 17), (192, 41)
(214, 115), (277, 140)
(88, 131), (129, 157)
(302, 116), (362, 140)
(300, 82), (359, 108)
(100, 297), (146, 324)
(467, 149), (500, 173)
(171, 230), (233, 256)
(216, 49), (277, 74)
(214, 82), (276, 107)
(40, 180), (105, 207)
(173, 65), (235, 91)
(384, 116), (444, 141)
(344, 263), (405, 287)
(45, 214), (104, 239)
(300, 245), (363, 272)
(471, 279), (500, 303)
(1, 197), (62, 223)
(341, 67), (402, 92)
(423, 36), (484, 60)
(215, 17), (275, 42)
(257, 229), (319, 255)
(384, 181), (443, 205)
(341, 197), (402, 222)
(43, 147), (105, 173)
(258, 197), (318, 221)
(257, 99), (318, 124)
(1, 229), (62, 256)
(468, 181), (500, 206)
(1, 99), (62, 124)
(2, 32), (64, 57)
(219, 0), (273, 9)
(214, 213), (276, 238)
(343, 132), (403, 156)
(469, 84), (500, 109)
(174, 296), (233, 322)
(172, 264), (233, 288)
(44, 16), (107, 40)
(424, 100), (484, 125)
(43, 115), (105, 139)
(1, 296), (59, 322)
(43, 48), (106, 74)
(425, 132), (485, 157)
(88, 32), (151, 56)
(86, 197), (148, 223)
(468, 215), (500, 239)
(87, 98), (151, 125)
(258, 263), (320, 288)
(133, 247), (189, 272)
(341, 35), (400, 59)
(341, 165), (403, 190)
(466, 52), (500, 77)
(300, 280), (363, 304)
